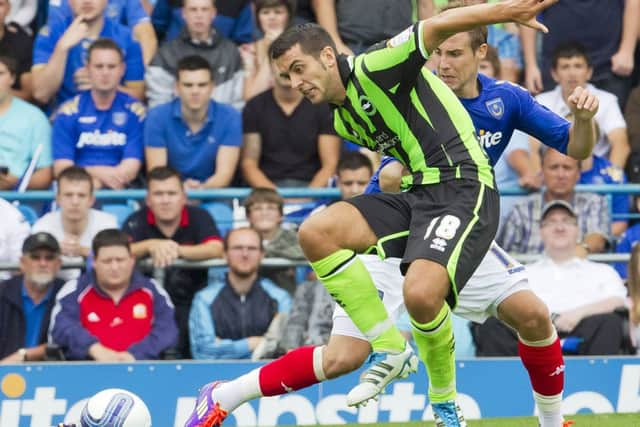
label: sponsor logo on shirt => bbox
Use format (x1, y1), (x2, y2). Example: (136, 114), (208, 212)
(87, 312), (100, 322)
(76, 130), (127, 148)
(478, 129), (503, 149)
(133, 303), (148, 319)
(485, 97), (504, 119)
(78, 116), (97, 124)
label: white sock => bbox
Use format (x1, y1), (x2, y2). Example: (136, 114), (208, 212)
(212, 369), (261, 412)
(535, 391), (564, 427)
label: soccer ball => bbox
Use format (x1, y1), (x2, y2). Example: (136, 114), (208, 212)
(80, 388), (152, 427)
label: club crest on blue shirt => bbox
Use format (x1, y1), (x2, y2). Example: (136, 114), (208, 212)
(485, 98), (504, 119)
(112, 112), (128, 126)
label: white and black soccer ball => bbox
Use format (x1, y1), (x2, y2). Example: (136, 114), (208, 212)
(80, 388), (152, 427)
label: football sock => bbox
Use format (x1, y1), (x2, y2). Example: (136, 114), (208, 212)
(411, 303), (457, 404)
(212, 346), (326, 412)
(311, 249), (405, 353)
(518, 330), (564, 427)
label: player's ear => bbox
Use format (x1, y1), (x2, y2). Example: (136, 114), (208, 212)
(320, 46), (336, 67)
(476, 43), (488, 61)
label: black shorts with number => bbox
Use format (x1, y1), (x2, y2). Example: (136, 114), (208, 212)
(346, 179), (499, 308)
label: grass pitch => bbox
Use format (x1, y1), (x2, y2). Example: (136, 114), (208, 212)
(322, 413), (639, 427)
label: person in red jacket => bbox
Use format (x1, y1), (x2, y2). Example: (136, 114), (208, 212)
(50, 228), (178, 361)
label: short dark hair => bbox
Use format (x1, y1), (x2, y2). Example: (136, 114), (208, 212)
(552, 41), (591, 69)
(255, 0), (294, 32)
(223, 226), (263, 252)
(269, 23), (337, 61)
(176, 54), (213, 81)
(0, 55), (17, 76)
(482, 45), (501, 77)
(92, 229), (131, 257)
(337, 151), (373, 175)
(147, 166), (183, 183)
(244, 187), (284, 215)
(87, 38), (124, 63)
(57, 166), (94, 193)
(439, 2), (487, 51)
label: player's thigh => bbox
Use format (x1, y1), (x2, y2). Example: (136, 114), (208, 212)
(454, 242), (529, 323)
(298, 201), (378, 259)
(402, 181), (499, 309)
(322, 334), (371, 378)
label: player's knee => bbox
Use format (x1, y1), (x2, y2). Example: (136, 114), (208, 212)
(403, 282), (445, 322)
(298, 219), (330, 253)
(323, 346), (368, 379)
(515, 303), (552, 338)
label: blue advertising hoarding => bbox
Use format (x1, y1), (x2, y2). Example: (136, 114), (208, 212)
(1, 357), (640, 427)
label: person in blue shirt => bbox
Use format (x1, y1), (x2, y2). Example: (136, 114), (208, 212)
(151, 0), (254, 45)
(47, 0), (157, 64)
(144, 54), (241, 189)
(32, 0), (144, 109)
(52, 39), (145, 189)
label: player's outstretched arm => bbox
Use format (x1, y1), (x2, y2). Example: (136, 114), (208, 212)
(567, 86), (600, 160)
(421, 0), (558, 54)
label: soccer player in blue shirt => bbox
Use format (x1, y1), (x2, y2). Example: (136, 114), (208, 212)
(52, 39), (145, 190)
(47, 0), (157, 64)
(32, 0), (144, 109)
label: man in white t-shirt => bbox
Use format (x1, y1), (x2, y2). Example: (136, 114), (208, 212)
(32, 166), (116, 280)
(535, 41), (629, 168)
(477, 199), (627, 356)
(0, 197), (30, 280)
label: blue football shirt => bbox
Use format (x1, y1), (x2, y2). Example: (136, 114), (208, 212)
(47, 0), (149, 29)
(52, 91), (146, 166)
(33, 18), (144, 108)
(367, 73), (572, 193)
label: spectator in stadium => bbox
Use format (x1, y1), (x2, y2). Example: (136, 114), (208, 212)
(145, 55), (241, 190)
(4, 0), (36, 29)
(623, 85), (640, 183)
(0, 198), (30, 281)
(123, 166), (223, 359)
(0, 232), (64, 363)
(46, 0), (157, 64)
(239, 0), (292, 100)
(151, 0), (254, 45)
(51, 39), (145, 190)
(613, 196), (640, 279)
(498, 148), (610, 255)
(311, 0), (435, 55)
(145, 0), (244, 109)
(521, 0), (638, 108)
(0, 55), (53, 190)
(534, 42), (630, 169)
(189, 227), (291, 360)
(244, 187), (305, 294)
(0, 0), (34, 100)
(50, 229), (178, 361)
(32, 166), (117, 281)
(32, 0), (144, 108)
(627, 243), (640, 353)
(240, 61), (340, 189)
(476, 200), (627, 356)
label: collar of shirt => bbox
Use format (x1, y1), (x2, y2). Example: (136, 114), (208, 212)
(336, 54), (355, 100)
(146, 206), (190, 227)
(21, 282), (53, 308)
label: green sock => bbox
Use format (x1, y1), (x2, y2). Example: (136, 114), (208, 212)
(311, 250), (405, 353)
(411, 304), (457, 403)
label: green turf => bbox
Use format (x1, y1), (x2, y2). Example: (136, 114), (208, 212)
(322, 413), (640, 427)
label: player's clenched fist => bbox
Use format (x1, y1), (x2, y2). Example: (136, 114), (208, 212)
(567, 86), (599, 121)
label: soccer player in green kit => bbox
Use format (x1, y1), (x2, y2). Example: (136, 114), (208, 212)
(184, 2), (577, 427)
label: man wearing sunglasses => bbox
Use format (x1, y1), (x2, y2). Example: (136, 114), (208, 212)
(0, 232), (64, 363)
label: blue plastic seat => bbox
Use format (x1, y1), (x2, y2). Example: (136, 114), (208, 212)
(202, 202), (234, 237)
(102, 203), (135, 227)
(15, 204), (39, 225)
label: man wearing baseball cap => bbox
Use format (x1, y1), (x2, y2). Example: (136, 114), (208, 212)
(0, 232), (64, 363)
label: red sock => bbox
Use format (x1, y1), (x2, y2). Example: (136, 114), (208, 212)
(258, 346), (324, 396)
(518, 337), (565, 396)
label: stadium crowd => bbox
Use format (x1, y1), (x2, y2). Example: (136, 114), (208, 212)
(1, 0), (640, 365)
